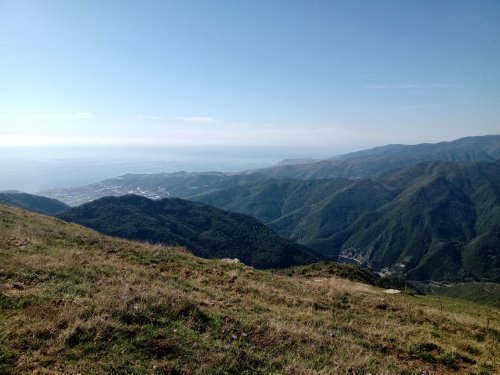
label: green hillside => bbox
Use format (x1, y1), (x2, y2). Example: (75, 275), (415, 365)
(0, 191), (69, 215)
(1, 204), (498, 374)
(197, 160), (500, 282)
(57, 195), (321, 269)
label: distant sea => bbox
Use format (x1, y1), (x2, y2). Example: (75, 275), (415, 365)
(0, 145), (333, 192)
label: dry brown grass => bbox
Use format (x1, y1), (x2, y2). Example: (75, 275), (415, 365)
(0, 204), (498, 374)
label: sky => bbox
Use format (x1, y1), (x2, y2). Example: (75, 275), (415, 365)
(0, 0), (499, 153)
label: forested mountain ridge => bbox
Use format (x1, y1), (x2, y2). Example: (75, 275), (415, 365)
(197, 160), (500, 282)
(57, 195), (321, 269)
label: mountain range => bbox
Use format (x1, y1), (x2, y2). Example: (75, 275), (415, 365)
(198, 160), (500, 282)
(18, 134), (500, 282)
(255, 134), (500, 179)
(42, 135), (500, 206)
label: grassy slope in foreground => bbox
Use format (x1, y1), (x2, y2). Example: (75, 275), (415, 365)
(0, 205), (498, 374)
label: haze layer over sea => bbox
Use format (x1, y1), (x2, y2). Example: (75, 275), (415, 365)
(0, 145), (334, 192)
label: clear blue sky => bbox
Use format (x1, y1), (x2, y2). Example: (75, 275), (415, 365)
(1, 0), (499, 152)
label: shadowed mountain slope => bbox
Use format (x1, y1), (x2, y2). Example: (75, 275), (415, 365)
(57, 195), (321, 269)
(0, 191), (69, 215)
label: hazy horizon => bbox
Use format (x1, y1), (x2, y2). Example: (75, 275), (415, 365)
(0, 144), (339, 192)
(2, 134), (498, 193)
(1, 138), (398, 192)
